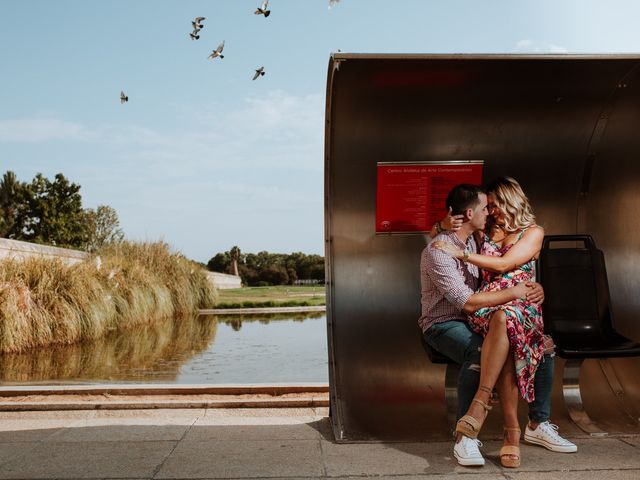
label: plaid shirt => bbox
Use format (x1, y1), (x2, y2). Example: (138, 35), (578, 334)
(418, 231), (480, 332)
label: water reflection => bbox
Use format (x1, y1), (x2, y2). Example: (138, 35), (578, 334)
(217, 311), (324, 331)
(0, 312), (327, 385)
(0, 313), (217, 384)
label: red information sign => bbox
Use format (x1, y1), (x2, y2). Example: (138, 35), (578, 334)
(376, 161), (484, 234)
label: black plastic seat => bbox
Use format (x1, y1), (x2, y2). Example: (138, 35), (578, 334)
(539, 234), (640, 359)
(539, 234), (640, 434)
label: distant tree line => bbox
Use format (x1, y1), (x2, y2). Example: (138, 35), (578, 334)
(0, 170), (124, 251)
(207, 246), (325, 286)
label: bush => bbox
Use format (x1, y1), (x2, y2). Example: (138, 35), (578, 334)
(0, 241), (217, 353)
(206, 249), (324, 286)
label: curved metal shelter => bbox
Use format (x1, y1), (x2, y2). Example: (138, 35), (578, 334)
(324, 54), (640, 441)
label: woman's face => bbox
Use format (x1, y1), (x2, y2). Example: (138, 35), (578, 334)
(487, 192), (505, 224)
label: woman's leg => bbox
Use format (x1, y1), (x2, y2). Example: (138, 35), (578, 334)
(463, 310), (510, 423)
(496, 349), (519, 429)
(496, 351), (520, 464)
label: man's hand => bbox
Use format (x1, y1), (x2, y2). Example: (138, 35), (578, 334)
(512, 282), (529, 300)
(525, 281), (544, 304)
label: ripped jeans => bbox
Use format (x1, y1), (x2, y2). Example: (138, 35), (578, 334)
(423, 320), (553, 423)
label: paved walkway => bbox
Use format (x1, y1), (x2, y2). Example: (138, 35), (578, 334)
(0, 407), (639, 479)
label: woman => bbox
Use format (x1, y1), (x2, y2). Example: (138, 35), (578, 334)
(432, 177), (545, 468)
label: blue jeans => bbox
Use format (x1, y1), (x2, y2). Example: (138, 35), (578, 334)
(423, 320), (553, 423)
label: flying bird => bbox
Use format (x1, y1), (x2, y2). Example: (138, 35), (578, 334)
(192, 16), (205, 29)
(328, 0), (341, 8)
(254, 0), (271, 17)
(120, 91), (128, 104)
(252, 66), (265, 80)
(190, 28), (200, 40)
(208, 41), (225, 60)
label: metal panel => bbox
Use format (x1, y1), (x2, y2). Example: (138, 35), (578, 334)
(325, 54), (640, 441)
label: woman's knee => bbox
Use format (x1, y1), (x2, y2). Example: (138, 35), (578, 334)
(489, 310), (507, 330)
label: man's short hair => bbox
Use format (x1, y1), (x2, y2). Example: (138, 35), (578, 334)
(446, 184), (486, 216)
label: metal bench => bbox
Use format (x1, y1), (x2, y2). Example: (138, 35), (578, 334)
(539, 234), (640, 434)
(420, 335), (460, 429)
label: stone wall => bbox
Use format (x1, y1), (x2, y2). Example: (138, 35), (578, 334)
(206, 271), (242, 289)
(0, 238), (88, 265)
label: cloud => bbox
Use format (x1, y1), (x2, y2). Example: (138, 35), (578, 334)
(0, 90), (326, 259)
(514, 39), (568, 54)
(0, 115), (93, 142)
(0, 90), (324, 171)
(92, 90), (325, 175)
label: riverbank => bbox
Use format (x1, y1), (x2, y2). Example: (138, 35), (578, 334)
(0, 384), (329, 411)
(200, 305), (325, 315)
(215, 285), (325, 309)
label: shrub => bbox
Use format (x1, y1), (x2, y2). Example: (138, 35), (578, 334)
(0, 241), (217, 353)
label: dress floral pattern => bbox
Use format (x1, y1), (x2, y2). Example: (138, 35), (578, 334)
(469, 230), (544, 402)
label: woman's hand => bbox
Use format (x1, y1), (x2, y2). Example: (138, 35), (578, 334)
(441, 207), (464, 231)
(431, 240), (464, 259)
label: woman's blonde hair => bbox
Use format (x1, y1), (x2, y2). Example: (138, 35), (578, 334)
(486, 176), (536, 232)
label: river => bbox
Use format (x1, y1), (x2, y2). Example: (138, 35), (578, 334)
(0, 312), (328, 385)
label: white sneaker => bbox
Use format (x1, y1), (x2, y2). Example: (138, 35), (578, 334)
(453, 435), (485, 466)
(524, 421), (577, 453)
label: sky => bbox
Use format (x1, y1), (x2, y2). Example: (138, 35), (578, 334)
(2, 0), (640, 263)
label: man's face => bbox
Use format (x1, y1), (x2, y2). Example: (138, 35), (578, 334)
(468, 193), (488, 231)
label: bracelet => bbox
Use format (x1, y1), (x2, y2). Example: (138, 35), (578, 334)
(462, 250), (470, 262)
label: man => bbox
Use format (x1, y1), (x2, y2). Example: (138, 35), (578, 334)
(419, 184), (576, 466)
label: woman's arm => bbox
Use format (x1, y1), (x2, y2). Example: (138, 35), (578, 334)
(433, 226), (544, 274)
(429, 207), (464, 237)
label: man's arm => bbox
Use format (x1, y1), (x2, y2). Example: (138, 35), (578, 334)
(424, 241), (544, 315)
(463, 281), (544, 314)
(462, 285), (527, 314)
(424, 244), (475, 311)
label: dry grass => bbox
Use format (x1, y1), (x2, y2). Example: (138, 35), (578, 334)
(0, 241), (217, 354)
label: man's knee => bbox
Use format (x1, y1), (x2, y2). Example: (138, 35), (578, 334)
(463, 337), (482, 368)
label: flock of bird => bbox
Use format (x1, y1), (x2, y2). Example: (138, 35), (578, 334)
(190, 16), (205, 40)
(120, 0), (341, 103)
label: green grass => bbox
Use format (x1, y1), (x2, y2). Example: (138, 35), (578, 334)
(215, 285), (325, 308)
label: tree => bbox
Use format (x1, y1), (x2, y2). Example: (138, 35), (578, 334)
(205, 248), (326, 286)
(0, 171), (22, 238)
(229, 246), (241, 276)
(286, 267), (298, 285)
(259, 265), (289, 286)
(84, 205), (124, 252)
(19, 173), (88, 247)
(1, 171), (124, 250)
(207, 252), (231, 273)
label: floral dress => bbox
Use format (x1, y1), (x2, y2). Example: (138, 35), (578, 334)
(469, 229), (545, 402)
